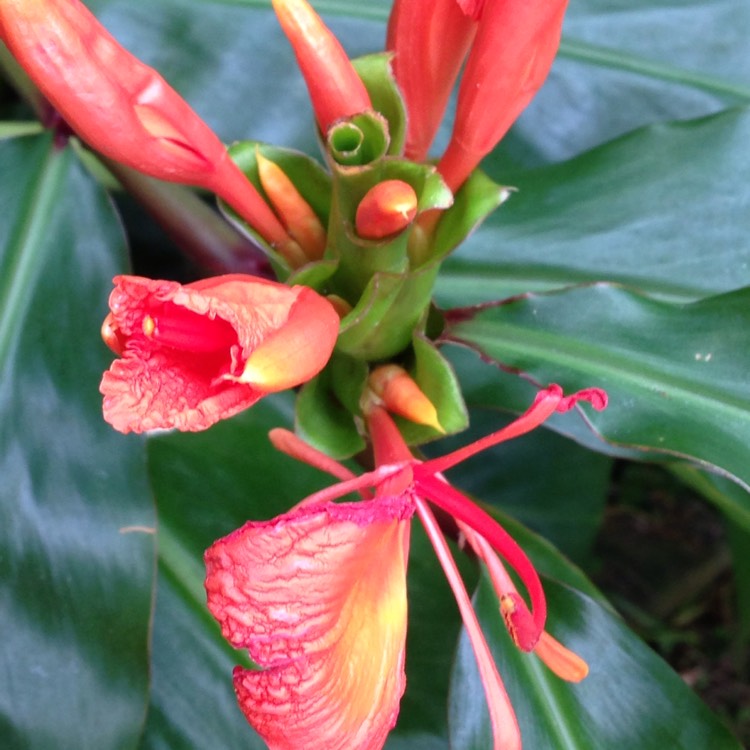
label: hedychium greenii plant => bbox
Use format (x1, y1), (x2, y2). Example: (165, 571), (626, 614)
(1, 0), (748, 748)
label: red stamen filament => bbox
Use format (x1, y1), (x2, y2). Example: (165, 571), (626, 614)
(269, 428), (358, 484)
(415, 473), (546, 649)
(420, 385), (562, 476)
(416, 498), (521, 750)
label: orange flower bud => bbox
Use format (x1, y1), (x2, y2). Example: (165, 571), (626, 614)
(355, 180), (418, 240)
(0, 0), (294, 251)
(368, 364), (444, 432)
(271, 0), (372, 134)
(100, 274), (339, 433)
(256, 151), (327, 262)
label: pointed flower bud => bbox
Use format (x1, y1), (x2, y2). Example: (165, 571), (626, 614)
(0, 0), (294, 251)
(386, 0), (477, 160)
(271, 0), (372, 134)
(256, 150), (327, 263)
(437, 0), (569, 192)
(100, 274), (339, 433)
(355, 180), (418, 240)
(368, 364), (443, 432)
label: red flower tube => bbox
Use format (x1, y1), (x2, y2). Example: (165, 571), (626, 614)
(386, 0), (477, 160)
(0, 0), (295, 252)
(437, 0), (569, 192)
(100, 274), (339, 433)
(271, 0), (372, 135)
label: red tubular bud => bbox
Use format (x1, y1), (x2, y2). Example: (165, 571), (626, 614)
(355, 180), (418, 240)
(0, 0), (294, 250)
(437, 0), (569, 192)
(271, 0), (372, 134)
(386, 0), (477, 161)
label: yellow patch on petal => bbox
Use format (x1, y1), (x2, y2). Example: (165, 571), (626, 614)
(205, 495), (414, 750)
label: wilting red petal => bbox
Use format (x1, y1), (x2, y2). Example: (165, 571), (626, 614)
(100, 274), (338, 433)
(0, 0), (293, 249)
(205, 496), (414, 750)
(437, 0), (569, 191)
(386, 0), (476, 160)
(238, 287), (340, 392)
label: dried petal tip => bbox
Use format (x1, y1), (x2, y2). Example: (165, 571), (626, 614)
(356, 181), (418, 240)
(272, 0), (372, 134)
(369, 364), (444, 433)
(256, 150), (327, 263)
(534, 631), (589, 683)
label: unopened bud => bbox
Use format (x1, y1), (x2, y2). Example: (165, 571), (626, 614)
(256, 151), (327, 263)
(355, 180), (418, 240)
(369, 364), (443, 432)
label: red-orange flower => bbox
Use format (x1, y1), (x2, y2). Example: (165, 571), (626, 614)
(205, 496), (412, 750)
(0, 0), (295, 253)
(205, 384), (606, 749)
(100, 274), (339, 433)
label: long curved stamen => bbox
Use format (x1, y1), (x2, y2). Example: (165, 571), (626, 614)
(292, 463), (409, 509)
(415, 473), (546, 649)
(420, 385), (563, 476)
(464, 524), (589, 679)
(416, 498), (521, 750)
(420, 384), (607, 477)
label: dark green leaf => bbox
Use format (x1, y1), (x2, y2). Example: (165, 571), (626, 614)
(449, 571), (741, 748)
(0, 134), (154, 749)
(439, 108), (750, 305)
(444, 284), (750, 492)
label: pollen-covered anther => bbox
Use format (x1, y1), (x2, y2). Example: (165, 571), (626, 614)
(142, 315), (156, 338)
(355, 180), (418, 240)
(534, 631), (589, 683)
(368, 364), (444, 432)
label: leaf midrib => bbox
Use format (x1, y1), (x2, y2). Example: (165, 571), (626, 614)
(448, 317), (750, 420)
(0, 137), (69, 370)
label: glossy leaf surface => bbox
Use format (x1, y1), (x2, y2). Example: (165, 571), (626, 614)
(449, 568), (741, 748)
(444, 284), (750, 492)
(0, 134), (154, 749)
